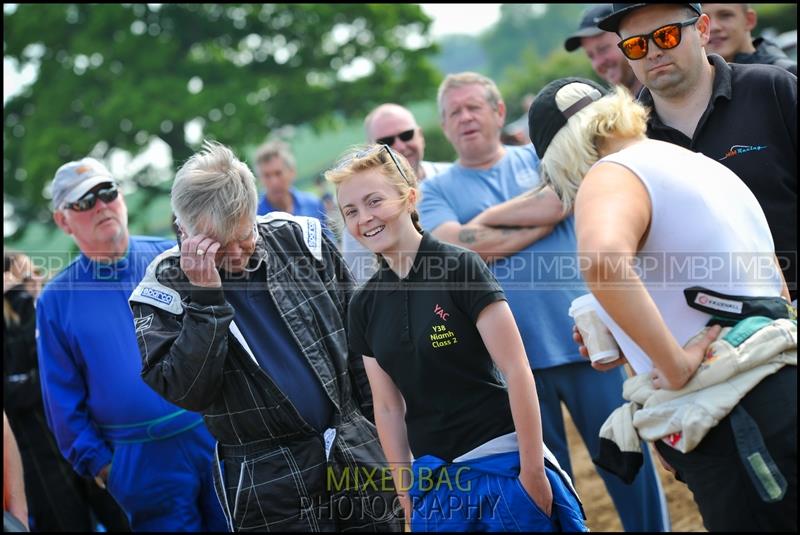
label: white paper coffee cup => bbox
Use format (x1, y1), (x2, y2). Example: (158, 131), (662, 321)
(569, 294), (621, 364)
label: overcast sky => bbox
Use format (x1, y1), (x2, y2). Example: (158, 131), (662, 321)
(419, 3), (501, 37)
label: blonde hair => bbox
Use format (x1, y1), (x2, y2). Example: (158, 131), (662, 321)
(540, 86), (648, 212)
(324, 144), (423, 233)
(171, 140), (258, 241)
(437, 72), (503, 119)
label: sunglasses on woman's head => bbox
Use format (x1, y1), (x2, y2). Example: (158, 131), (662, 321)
(63, 185), (119, 212)
(335, 144), (411, 185)
(375, 128), (415, 147)
(617, 17), (699, 60)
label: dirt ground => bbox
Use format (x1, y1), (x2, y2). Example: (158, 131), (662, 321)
(563, 406), (706, 532)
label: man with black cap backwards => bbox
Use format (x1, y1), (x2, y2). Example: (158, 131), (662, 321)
(36, 157), (226, 531)
(598, 3), (797, 304)
(564, 4), (643, 96)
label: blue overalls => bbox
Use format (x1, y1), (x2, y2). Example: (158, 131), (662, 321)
(98, 409), (227, 531)
(408, 450), (587, 532)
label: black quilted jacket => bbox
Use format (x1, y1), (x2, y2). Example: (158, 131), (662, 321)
(129, 214), (400, 531)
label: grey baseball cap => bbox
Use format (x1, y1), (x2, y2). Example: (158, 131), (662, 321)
(51, 157), (115, 210)
(564, 5), (615, 52)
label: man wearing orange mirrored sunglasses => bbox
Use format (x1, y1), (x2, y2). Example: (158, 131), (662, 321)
(596, 3), (798, 532)
(598, 3), (797, 307)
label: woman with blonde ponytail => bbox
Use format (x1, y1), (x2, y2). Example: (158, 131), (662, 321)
(325, 144), (586, 532)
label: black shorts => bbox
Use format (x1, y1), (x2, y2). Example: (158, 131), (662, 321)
(656, 366), (797, 532)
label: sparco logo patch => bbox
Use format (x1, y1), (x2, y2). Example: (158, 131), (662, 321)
(305, 219), (319, 248)
(694, 292), (743, 314)
(141, 287), (174, 306)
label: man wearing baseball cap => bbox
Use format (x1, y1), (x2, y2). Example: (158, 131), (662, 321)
(597, 3), (797, 303)
(564, 4), (643, 96)
(597, 3), (703, 34)
(37, 157), (226, 531)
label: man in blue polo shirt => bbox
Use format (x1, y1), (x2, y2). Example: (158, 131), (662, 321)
(254, 140), (333, 240)
(36, 157), (226, 531)
(418, 72), (670, 532)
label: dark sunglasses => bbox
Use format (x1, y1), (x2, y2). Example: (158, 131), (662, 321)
(375, 128), (415, 147)
(63, 185), (119, 212)
(618, 17), (699, 60)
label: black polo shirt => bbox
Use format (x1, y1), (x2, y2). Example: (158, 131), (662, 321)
(640, 54), (797, 300)
(348, 233), (515, 462)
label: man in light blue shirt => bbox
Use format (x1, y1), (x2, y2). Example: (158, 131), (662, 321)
(418, 72), (670, 532)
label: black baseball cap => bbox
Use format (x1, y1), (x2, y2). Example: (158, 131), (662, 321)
(528, 77), (608, 159)
(564, 5), (615, 52)
(598, 3), (702, 33)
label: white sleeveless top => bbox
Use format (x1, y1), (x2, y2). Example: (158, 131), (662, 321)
(595, 139), (783, 373)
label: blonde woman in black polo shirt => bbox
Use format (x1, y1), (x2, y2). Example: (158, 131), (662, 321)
(325, 145), (585, 532)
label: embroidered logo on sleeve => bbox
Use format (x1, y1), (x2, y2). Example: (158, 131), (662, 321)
(305, 218), (319, 248)
(141, 286), (174, 306)
(131, 281), (182, 315)
(134, 314), (154, 332)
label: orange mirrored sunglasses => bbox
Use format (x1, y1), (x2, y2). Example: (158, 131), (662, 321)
(618, 17), (699, 60)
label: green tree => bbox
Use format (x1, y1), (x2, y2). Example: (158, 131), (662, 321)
(433, 34), (488, 75)
(419, 125), (457, 164)
(501, 48), (598, 120)
(753, 4), (797, 35)
(480, 4), (588, 81)
(4, 4), (440, 238)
